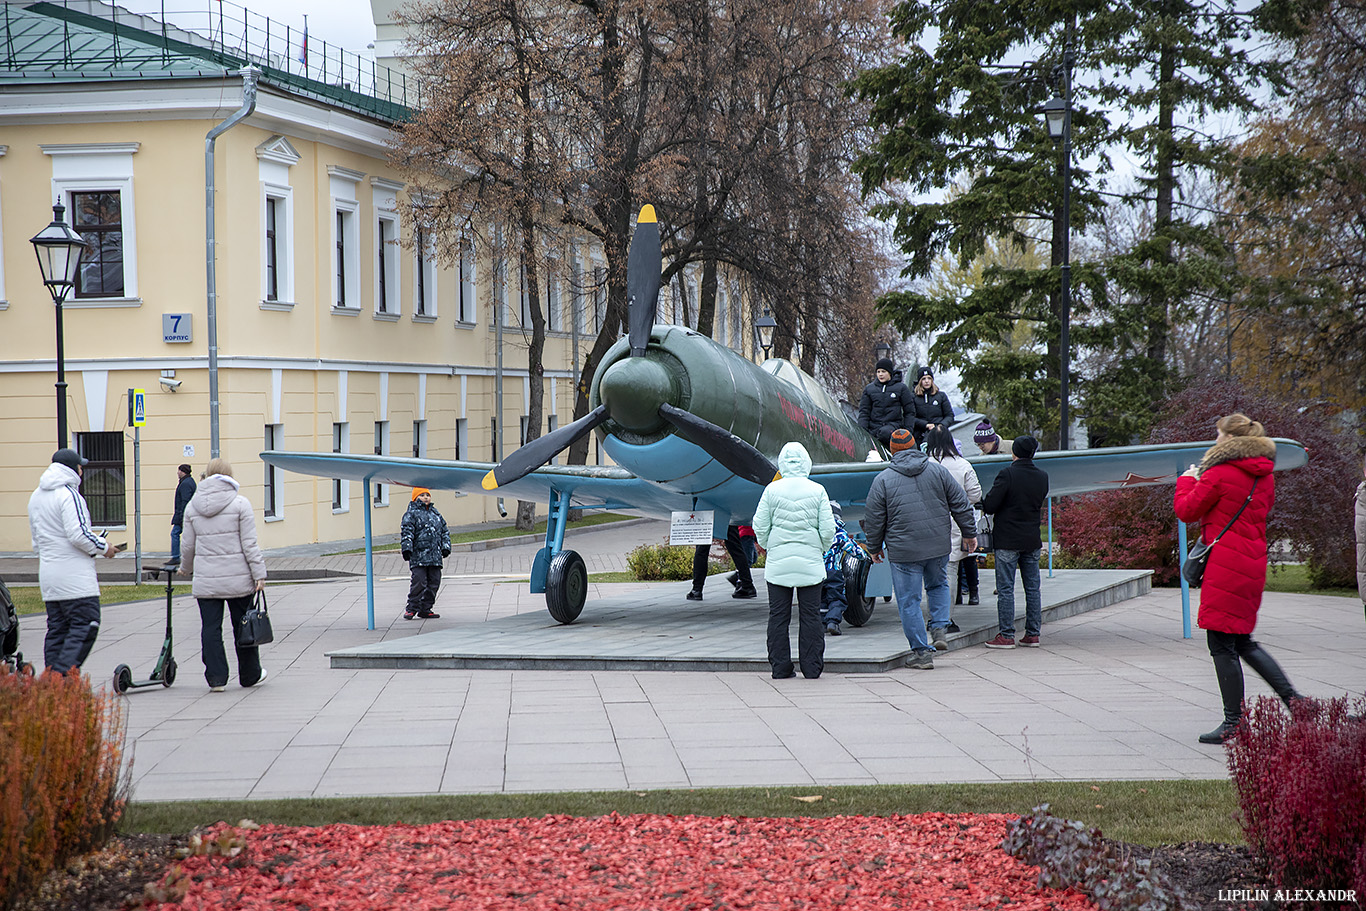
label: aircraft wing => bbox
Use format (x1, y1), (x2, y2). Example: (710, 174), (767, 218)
(260, 451), (699, 517)
(809, 438), (1309, 504)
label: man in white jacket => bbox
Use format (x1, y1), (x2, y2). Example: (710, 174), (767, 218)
(27, 449), (117, 674)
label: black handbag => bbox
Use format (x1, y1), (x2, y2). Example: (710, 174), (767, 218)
(1182, 479), (1258, 588)
(236, 589), (274, 647)
(974, 515), (994, 554)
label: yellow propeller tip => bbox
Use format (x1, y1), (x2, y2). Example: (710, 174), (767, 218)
(481, 471), (499, 491)
(638, 204), (657, 224)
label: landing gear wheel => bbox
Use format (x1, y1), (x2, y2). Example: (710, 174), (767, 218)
(546, 550), (588, 624)
(842, 556), (875, 627)
(161, 658), (177, 687)
(113, 664), (133, 694)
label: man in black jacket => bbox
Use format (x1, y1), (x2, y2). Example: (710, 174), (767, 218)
(170, 464), (196, 565)
(857, 358), (913, 447)
(981, 436), (1049, 648)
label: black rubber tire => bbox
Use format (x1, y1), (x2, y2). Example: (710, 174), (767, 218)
(842, 556), (875, 627)
(113, 664), (133, 694)
(546, 550), (588, 624)
(162, 657), (177, 687)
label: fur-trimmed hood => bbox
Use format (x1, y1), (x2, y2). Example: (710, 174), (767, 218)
(1197, 435), (1277, 476)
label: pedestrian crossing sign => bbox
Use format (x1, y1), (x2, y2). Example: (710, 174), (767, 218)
(130, 388), (146, 427)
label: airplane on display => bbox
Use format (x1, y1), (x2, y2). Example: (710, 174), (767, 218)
(263, 205), (1309, 628)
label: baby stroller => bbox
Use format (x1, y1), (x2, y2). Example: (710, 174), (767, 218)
(1, 576), (34, 675)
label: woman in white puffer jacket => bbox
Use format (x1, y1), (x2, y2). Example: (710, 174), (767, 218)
(182, 458), (267, 691)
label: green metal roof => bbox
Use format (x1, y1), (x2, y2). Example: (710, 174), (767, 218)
(1, 0), (413, 123)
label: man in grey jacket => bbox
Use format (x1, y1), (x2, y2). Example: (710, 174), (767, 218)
(864, 430), (977, 669)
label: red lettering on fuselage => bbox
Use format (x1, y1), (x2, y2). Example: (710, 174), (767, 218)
(774, 393), (858, 458)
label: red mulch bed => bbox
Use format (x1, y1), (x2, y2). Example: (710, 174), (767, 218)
(15, 813), (1273, 910)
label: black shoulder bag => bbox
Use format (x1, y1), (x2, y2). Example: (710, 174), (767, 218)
(1181, 478), (1258, 588)
(236, 589), (274, 647)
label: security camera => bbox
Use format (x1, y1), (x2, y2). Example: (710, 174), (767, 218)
(159, 378), (182, 391)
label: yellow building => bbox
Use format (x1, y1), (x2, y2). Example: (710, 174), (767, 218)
(0, 0), (756, 554)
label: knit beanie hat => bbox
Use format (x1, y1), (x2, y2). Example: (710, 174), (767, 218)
(889, 429), (916, 453)
(916, 367), (933, 381)
(1012, 435), (1039, 459)
(973, 420), (999, 447)
(410, 487), (431, 501)
(875, 357), (895, 373)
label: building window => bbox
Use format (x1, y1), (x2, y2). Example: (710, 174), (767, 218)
(547, 414), (559, 464)
(414, 228), (436, 318)
(519, 263), (532, 327)
(333, 206), (359, 309)
(74, 431), (125, 525)
(412, 419), (426, 459)
(456, 418), (468, 460)
(520, 414), (530, 446)
(717, 288), (728, 346)
(264, 424), (283, 518)
(373, 421), (389, 505)
(546, 265), (561, 331)
(376, 214), (399, 316)
(264, 197), (279, 302)
(332, 422), (349, 511)
(458, 236), (475, 322)
(71, 192), (124, 298)
(572, 256), (587, 335)
(593, 266), (605, 332)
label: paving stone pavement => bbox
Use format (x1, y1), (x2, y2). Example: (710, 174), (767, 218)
(9, 520), (1365, 801)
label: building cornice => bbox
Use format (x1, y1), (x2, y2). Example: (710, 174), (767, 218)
(0, 355), (578, 380)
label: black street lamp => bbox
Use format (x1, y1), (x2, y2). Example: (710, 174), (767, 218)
(30, 201), (88, 450)
(873, 340), (892, 365)
(1041, 73), (1072, 450)
(755, 308), (777, 360)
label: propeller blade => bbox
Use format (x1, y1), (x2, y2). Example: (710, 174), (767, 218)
(626, 205), (661, 357)
(659, 403), (778, 487)
(482, 405), (611, 490)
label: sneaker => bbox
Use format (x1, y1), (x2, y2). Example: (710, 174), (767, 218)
(905, 650), (934, 670)
(726, 572), (741, 589)
(1019, 634), (1041, 647)
(417, 611), (441, 619)
(772, 668), (796, 679)
(403, 610), (418, 620)
(825, 622), (842, 636)
(946, 621), (961, 633)
(968, 594), (980, 605)
(985, 634), (1016, 649)
(732, 585), (758, 600)
(247, 668), (268, 688)
(931, 627), (948, 650)
(209, 684), (226, 693)
(686, 589), (704, 601)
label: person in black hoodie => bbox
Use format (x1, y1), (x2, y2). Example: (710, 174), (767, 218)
(170, 464), (197, 565)
(910, 368), (954, 444)
(981, 435), (1050, 649)
(857, 358), (913, 446)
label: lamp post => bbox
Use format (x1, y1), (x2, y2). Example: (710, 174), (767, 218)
(755, 308), (777, 360)
(30, 201), (88, 450)
(873, 339), (892, 366)
(1042, 71), (1072, 450)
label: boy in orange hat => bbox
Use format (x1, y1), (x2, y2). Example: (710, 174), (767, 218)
(400, 487), (450, 620)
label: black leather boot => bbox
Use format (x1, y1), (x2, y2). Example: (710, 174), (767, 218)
(1242, 644), (1304, 706)
(1200, 653), (1245, 744)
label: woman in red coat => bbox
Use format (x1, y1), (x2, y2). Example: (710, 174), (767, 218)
(1174, 413), (1303, 744)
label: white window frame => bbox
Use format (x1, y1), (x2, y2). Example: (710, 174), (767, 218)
(412, 419), (427, 459)
(261, 186), (295, 308)
(519, 262), (532, 327)
(0, 145), (9, 309)
(571, 254), (586, 335)
(375, 211), (400, 318)
(43, 143), (141, 306)
(717, 287), (728, 346)
(332, 202), (360, 312)
(332, 421), (350, 513)
(456, 417), (469, 460)
(373, 421), (389, 505)
(413, 227), (437, 321)
(264, 423), (284, 520)
(458, 234), (476, 324)
(546, 259), (562, 332)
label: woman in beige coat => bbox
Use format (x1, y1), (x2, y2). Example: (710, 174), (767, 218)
(182, 458), (267, 691)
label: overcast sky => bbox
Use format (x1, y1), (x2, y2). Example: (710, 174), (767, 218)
(120, 0), (378, 53)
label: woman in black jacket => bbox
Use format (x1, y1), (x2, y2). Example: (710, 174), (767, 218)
(857, 358), (913, 446)
(910, 368), (954, 443)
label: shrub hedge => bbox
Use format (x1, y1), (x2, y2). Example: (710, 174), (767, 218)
(0, 667), (131, 909)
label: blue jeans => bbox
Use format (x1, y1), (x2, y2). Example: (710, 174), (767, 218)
(888, 555), (951, 652)
(170, 524), (183, 561)
(821, 567), (847, 625)
(995, 548), (1042, 638)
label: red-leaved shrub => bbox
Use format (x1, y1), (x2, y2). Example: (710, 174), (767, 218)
(1226, 695), (1366, 900)
(1056, 376), (1359, 586)
(0, 667), (131, 908)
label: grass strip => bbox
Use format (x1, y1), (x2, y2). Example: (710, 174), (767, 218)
(331, 512), (635, 554)
(121, 779), (1240, 846)
(9, 583), (192, 617)
(1264, 562), (1357, 597)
